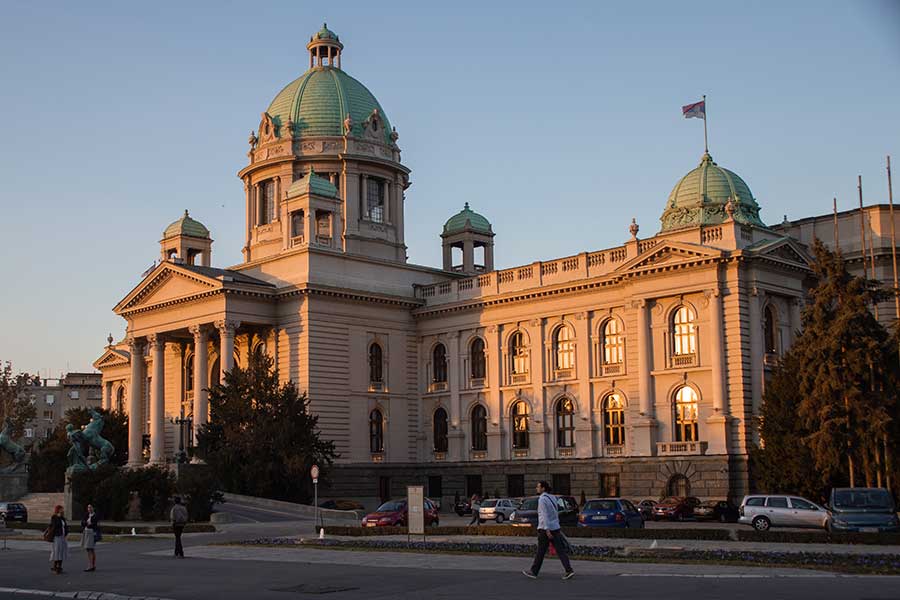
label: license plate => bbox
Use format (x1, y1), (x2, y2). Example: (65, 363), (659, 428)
(366, 522), (376, 527)
(860, 527), (879, 533)
(596, 515), (607, 520)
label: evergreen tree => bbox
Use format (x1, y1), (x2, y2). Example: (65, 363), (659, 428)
(196, 349), (336, 504)
(0, 361), (37, 438)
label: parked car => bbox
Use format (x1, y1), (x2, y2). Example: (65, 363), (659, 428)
(694, 500), (740, 523)
(578, 498), (644, 528)
(636, 499), (657, 520)
(454, 499), (472, 516)
(738, 494), (829, 531)
(361, 498), (440, 527)
(477, 498), (520, 524)
(510, 495), (579, 527)
(0, 502), (27, 523)
(651, 496), (700, 521)
(827, 488), (899, 533)
(319, 499), (365, 511)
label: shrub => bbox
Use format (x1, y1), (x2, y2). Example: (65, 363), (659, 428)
(175, 466), (224, 522)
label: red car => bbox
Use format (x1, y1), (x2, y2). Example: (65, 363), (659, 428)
(361, 498), (440, 527)
(651, 496), (701, 521)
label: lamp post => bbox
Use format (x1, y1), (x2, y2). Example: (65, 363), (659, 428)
(173, 406), (193, 464)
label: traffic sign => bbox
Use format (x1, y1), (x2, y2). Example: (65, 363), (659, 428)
(311, 464), (320, 479)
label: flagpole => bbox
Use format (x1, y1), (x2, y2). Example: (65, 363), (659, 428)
(703, 94), (708, 153)
(859, 175), (869, 280)
(887, 156), (899, 322)
(833, 197), (839, 252)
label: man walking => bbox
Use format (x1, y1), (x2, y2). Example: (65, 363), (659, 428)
(170, 497), (188, 558)
(522, 481), (575, 580)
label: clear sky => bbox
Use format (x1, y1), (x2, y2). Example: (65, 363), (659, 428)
(1, 1), (898, 378)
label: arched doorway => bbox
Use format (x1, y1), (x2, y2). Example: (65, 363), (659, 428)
(667, 474), (690, 497)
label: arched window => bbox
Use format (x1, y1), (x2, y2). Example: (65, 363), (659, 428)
(369, 343), (383, 384)
(555, 397), (575, 448)
(369, 409), (384, 453)
(764, 305), (778, 354)
(115, 387), (125, 413)
(432, 344), (448, 383)
(667, 473), (690, 497)
(210, 357), (220, 387)
(471, 405), (487, 451)
(509, 332), (528, 375)
(433, 407), (448, 452)
(184, 355), (194, 392)
(553, 326), (574, 371)
(672, 306), (697, 356)
(601, 319), (624, 365)
(260, 180), (275, 225)
(511, 401), (530, 449)
(603, 393), (625, 446)
(674, 386), (699, 442)
(470, 338), (486, 380)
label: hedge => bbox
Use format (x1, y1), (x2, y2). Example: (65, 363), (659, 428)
(318, 524), (731, 541)
(5, 522), (215, 535)
(736, 530), (900, 545)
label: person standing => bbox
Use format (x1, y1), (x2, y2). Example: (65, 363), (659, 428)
(468, 493), (481, 526)
(80, 504), (99, 572)
(48, 505), (69, 574)
(170, 497), (188, 558)
(522, 481), (575, 580)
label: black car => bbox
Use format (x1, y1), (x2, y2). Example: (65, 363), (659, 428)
(0, 502), (28, 523)
(454, 499), (472, 516)
(636, 499), (657, 520)
(510, 495), (579, 527)
(693, 500), (740, 523)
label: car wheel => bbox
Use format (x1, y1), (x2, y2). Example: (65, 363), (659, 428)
(495, 514), (505, 524)
(719, 514), (726, 523)
(677, 513), (685, 522)
(752, 516), (771, 532)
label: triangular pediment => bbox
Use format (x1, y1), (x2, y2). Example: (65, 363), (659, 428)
(114, 263), (222, 314)
(616, 242), (722, 275)
(93, 348), (130, 370)
(752, 237), (812, 267)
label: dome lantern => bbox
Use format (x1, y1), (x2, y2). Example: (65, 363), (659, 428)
(441, 203), (495, 274)
(307, 23), (344, 70)
(160, 210), (212, 267)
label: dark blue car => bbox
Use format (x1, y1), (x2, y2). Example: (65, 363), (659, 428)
(578, 498), (644, 528)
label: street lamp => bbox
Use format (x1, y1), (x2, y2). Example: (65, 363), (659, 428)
(173, 406), (193, 464)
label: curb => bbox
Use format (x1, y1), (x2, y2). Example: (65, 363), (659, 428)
(0, 588), (175, 600)
(221, 492), (363, 523)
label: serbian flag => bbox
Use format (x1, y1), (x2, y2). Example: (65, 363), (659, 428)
(682, 100), (706, 120)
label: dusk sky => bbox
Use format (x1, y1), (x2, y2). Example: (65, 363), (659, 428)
(1, 1), (898, 377)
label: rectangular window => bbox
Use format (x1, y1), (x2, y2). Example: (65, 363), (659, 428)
(766, 496), (789, 508)
(367, 177), (384, 223)
(316, 211), (332, 240)
(290, 210), (304, 238)
(507, 474), (524, 498)
(552, 473), (571, 496)
(45, 394), (54, 404)
(378, 476), (391, 503)
(599, 473), (620, 497)
(69, 390), (79, 399)
(427, 476), (442, 500)
(260, 180), (275, 225)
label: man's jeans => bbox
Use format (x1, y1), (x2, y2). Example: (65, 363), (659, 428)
(530, 529), (572, 575)
(173, 524), (185, 557)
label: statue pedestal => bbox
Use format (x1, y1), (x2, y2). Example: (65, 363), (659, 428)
(0, 472), (28, 501)
(63, 474), (85, 522)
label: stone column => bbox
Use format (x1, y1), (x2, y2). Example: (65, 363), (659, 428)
(525, 318), (547, 458)
(361, 174), (369, 219)
(706, 288), (730, 455)
(102, 382), (111, 411)
(632, 299), (656, 456)
(127, 338), (144, 467)
(573, 312), (593, 458)
(486, 325), (504, 460)
(748, 286), (764, 422)
(190, 325), (209, 435)
(448, 331), (464, 461)
(216, 320), (239, 380)
(148, 334), (166, 465)
(462, 239), (475, 273)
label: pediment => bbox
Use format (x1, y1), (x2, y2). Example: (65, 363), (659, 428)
(93, 348), (130, 370)
(752, 238), (812, 267)
(616, 242), (721, 274)
(114, 264), (221, 314)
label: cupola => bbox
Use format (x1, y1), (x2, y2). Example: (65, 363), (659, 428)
(441, 203), (495, 274)
(160, 210), (212, 266)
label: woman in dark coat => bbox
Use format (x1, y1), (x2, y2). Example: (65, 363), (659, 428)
(80, 503), (99, 571)
(48, 505), (69, 574)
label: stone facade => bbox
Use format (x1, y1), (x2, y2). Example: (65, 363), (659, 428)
(94, 27), (900, 507)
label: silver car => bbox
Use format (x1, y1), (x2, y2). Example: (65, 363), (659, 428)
(478, 498), (520, 523)
(738, 494), (829, 531)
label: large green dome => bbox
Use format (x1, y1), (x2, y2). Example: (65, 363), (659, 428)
(266, 67), (392, 144)
(660, 152), (764, 232)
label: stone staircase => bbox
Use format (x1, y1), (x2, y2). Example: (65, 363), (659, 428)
(18, 492), (65, 522)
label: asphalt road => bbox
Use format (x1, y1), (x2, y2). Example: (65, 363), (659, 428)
(0, 523), (898, 600)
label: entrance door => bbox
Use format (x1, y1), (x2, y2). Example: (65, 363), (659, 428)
(465, 474), (482, 499)
(378, 476), (391, 504)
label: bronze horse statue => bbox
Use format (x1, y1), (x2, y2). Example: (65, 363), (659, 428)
(0, 418), (27, 473)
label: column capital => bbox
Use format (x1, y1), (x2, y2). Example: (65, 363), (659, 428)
(189, 324), (210, 338)
(630, 298), (648, 310)
(126, 336), (143, 352)
(147, 333), (164, 349)
(214, 319), (241, 334)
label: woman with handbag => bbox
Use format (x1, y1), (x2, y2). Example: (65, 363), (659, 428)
(47, 505), (69, 574)
(80, 504), (99, 572)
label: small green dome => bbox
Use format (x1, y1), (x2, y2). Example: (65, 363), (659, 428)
(266, 67), (392, 144)
(314, 23), (339, 41)
(287, 168), (338, 199)
(660, 152), (764, 232)
(443, 203), (493, 235)
(163, 210), (209, 239)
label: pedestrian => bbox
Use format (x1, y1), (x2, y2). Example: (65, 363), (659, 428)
(170, 496), (188, 558)
(80, 503), (99, 572)
(468, 493), (481, 526)
(522, 481), (575, 580)
(48, 505), (69, 574)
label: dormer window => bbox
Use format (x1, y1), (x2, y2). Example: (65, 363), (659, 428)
(366, 177), (384, 223)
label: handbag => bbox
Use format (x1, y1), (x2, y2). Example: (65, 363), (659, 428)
(42, 527), (54, 543)
(94, 529), (102, 543)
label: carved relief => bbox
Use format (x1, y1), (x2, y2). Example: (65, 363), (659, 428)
(258, 113), (277, 144)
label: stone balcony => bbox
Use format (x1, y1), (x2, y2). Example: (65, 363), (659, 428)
(657, 441), (708, 456)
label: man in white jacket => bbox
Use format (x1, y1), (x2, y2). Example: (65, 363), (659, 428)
(522, 480), (575, 580)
